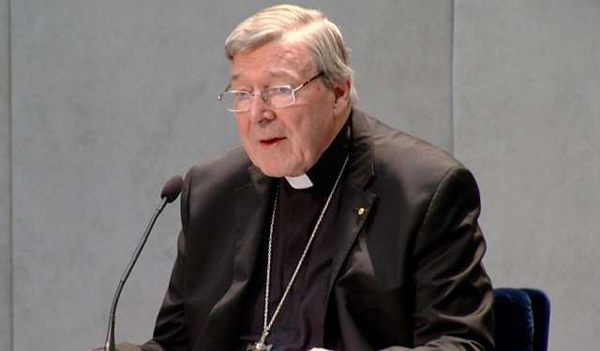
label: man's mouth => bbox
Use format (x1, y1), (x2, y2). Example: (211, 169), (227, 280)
(260, 137), (286, 146)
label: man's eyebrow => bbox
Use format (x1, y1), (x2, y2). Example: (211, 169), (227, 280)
(229, 70), (296, 82)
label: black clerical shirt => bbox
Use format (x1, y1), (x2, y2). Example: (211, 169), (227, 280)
(237, 122), (351, 351)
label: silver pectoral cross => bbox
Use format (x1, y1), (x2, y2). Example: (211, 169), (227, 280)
(246, 331), (273, 351)
(246, 341), (273, 351)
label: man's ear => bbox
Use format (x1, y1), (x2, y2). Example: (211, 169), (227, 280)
(332, 79), (351, 116)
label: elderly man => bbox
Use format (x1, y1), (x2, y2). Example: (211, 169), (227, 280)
(121, 4), (494, 351)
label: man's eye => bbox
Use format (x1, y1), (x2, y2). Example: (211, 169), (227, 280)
(270, 87), (291, 95)
(235, 92), (251, 99)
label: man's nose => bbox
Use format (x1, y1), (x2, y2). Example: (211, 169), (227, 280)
(248, 94), (274, 123)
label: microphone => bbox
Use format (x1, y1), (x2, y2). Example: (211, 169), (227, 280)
(104, 175), (184, 351)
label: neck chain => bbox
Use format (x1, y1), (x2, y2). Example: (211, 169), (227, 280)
(247, 155), (350, 351)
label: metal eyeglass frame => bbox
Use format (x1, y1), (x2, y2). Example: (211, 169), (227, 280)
(217, 72), (324, 112)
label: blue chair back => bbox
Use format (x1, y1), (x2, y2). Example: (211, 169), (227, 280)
(493, 288), (550, 351)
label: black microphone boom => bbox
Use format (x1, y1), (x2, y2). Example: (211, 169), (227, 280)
(104, 175), (184, 351)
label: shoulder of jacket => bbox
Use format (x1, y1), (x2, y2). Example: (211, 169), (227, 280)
(358, 111), (467, 190)
(184, 147), (252, 193)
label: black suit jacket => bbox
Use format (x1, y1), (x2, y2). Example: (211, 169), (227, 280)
(141, 110), (494, 351)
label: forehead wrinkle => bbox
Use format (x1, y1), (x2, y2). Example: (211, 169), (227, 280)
(265, 47), (310, 80)
(230, 41), (313, 83)
(275, 45), (312, 78)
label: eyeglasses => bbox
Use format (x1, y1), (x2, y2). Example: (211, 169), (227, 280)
(217, 72), (324, 112)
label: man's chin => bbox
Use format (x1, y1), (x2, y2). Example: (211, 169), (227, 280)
(259, 167), (295, 178)
(256, 162), (305, 178)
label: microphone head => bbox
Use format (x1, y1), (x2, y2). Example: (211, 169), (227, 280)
(160, 175), (184, 203)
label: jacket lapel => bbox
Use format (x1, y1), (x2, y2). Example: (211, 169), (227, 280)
(327, 109), (378, 299)
(198, 165), (274, 351)
(326, 184), (377, 298)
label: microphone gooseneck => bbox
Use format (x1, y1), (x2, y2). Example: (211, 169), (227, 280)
(104, 175), (184, 351)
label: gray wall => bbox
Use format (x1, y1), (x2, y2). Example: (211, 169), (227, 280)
(1, 0), (12, 350)
(454, 1), (600, 350)
(1, 1), (598, 351)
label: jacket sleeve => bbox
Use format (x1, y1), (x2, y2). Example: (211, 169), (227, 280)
(140, 229), (191, 351)
(386, 166), (495, 351)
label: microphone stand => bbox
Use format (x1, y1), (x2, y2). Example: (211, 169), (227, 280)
(104, 196), (170, 351)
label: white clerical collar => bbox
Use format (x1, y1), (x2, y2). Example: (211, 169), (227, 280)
(284, 173), (314, 189)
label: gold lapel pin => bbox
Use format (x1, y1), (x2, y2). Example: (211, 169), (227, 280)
(357, 207), (366, 216)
